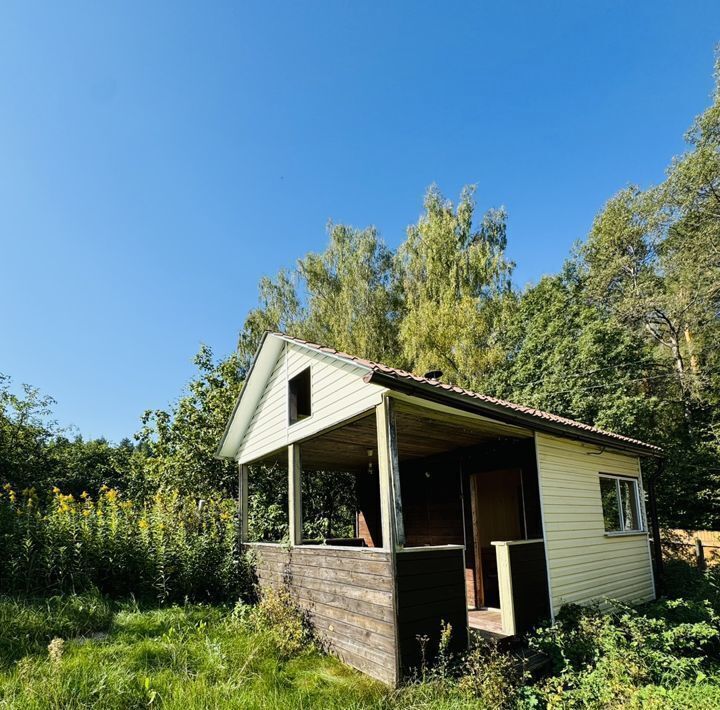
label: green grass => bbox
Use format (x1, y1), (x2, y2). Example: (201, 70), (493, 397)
(0, 592), (497, 709)
(0, 591), (114, 668)
(3, 583), (720, 709)
(0, 596), (390, 709)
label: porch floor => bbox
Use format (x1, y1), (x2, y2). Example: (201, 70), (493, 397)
(468, 608), (509, 639)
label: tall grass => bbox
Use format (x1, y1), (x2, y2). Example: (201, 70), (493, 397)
(2, 567), (720, 708)
(0, 599), (387, 710)
(0, 591), (113, 668)
(0, 485), (252, 603)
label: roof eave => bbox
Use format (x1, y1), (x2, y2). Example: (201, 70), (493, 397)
(214, 331), (272, 460)
(364, 370), (663, 459)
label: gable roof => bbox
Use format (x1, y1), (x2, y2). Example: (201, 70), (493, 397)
(217, 331), (662, 459)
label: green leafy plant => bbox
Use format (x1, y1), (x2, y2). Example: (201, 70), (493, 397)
(243, 585), (314, 659)
(0, 485), (253, 604)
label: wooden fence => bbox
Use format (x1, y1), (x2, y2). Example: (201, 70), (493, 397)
(662, 529), (720, 568)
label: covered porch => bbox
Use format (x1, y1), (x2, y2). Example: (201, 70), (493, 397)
(240, 394), (552, 676)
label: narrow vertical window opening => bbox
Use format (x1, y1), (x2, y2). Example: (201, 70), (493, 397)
(289, 368), (311, 424)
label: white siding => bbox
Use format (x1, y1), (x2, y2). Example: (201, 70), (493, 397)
(238, 342), (386, 463)
(536, 432), (654, 615)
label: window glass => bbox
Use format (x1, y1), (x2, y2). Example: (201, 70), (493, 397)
(619, 479), (640, 531)
(600, 477), (621, 532)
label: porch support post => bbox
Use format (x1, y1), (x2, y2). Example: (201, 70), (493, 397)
(494, 542), (517, 636)
(376, 396), (405, 550)
(238, 462), (249, 543)
(288, 443), (303, 546)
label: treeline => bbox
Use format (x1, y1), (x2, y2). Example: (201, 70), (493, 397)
(2, 57), (720, 530)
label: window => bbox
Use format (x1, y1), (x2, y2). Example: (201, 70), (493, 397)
(288, 368), (311, 424)
(599, 474), (643, 533)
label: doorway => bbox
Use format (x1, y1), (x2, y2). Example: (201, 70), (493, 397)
(469, 468), (526, 608)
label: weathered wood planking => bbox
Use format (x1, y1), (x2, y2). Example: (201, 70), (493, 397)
(248, 543), (398, 684)
(508, 541), (551, 633)
(395, 547), (468, 674)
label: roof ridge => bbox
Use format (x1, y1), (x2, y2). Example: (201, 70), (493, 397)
(271, 331), (662, 453)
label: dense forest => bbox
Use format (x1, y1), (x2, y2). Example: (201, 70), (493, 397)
(2, 57), (719, 531)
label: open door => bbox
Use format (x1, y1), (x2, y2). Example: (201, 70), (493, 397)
(470, 469), (525, 608)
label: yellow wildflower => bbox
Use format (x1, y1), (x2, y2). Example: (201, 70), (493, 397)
(105, 489), (118, 502)
(139, 519), (149, 530)
(81, 491), (89, 499)
(52, 486), (60, 495)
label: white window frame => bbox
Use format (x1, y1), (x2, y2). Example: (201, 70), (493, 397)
(599, 473), (644, 535)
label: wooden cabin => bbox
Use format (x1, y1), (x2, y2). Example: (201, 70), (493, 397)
(216, 332), (662, 685)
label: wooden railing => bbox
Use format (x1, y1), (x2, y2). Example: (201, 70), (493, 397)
(395, 545), (468, 673)
(492, 539), (550, 636)
(249, 542), (397, 684)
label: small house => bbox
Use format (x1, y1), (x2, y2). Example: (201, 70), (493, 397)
(217, 332), (661, 685)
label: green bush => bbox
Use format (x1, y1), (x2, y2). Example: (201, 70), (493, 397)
(399, 624), (526, 709)
(662, 558), (720, 609)
(0, 485), (253, 603)
(455, 640), (525, 708)
(527, 598), (720, 707)
(237, 585), (315, 659)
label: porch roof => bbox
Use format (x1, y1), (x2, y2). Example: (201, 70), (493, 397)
(270, 332), (663, 457)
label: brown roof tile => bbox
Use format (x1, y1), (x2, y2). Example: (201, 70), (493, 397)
(272, 332), (662, 454)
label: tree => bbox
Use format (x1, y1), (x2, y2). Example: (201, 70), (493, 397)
(299, 223), (403, 365)
(0, 374), (56, 490)
(237, 223), (403, 367)
(486, 265), (662, 436)
(137, 345), (244, 496)
(577, 53), (720, 527)
(397, 185), (514, 386)
(237, 270), (305, 370)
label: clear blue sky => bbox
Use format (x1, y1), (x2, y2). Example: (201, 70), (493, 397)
(1, 2), (719, 443)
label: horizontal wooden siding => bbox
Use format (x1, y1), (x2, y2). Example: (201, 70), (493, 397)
(249, 543), (397, 684)
(395, 547), (468, 674)
(239, 343), (385, 463)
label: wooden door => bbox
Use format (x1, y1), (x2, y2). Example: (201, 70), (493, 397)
(470, 469), (523, 607)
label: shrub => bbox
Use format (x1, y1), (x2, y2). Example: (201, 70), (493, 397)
(662, 558), (720, 610)
(240, 585), (314, 659)
(456, 640), (525, 709)
(402, 624), (526, 709)
(0, 485), (253, 603)
(527, 598), (720, 707)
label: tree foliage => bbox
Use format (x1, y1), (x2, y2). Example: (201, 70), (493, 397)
(398, 185), (513, 385)
(136, 345), (245, 497)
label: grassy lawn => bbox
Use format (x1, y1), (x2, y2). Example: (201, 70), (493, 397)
(3, 578), (720, 709)
(0, 594), (397, 710)
(0, 593), (484, 709)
